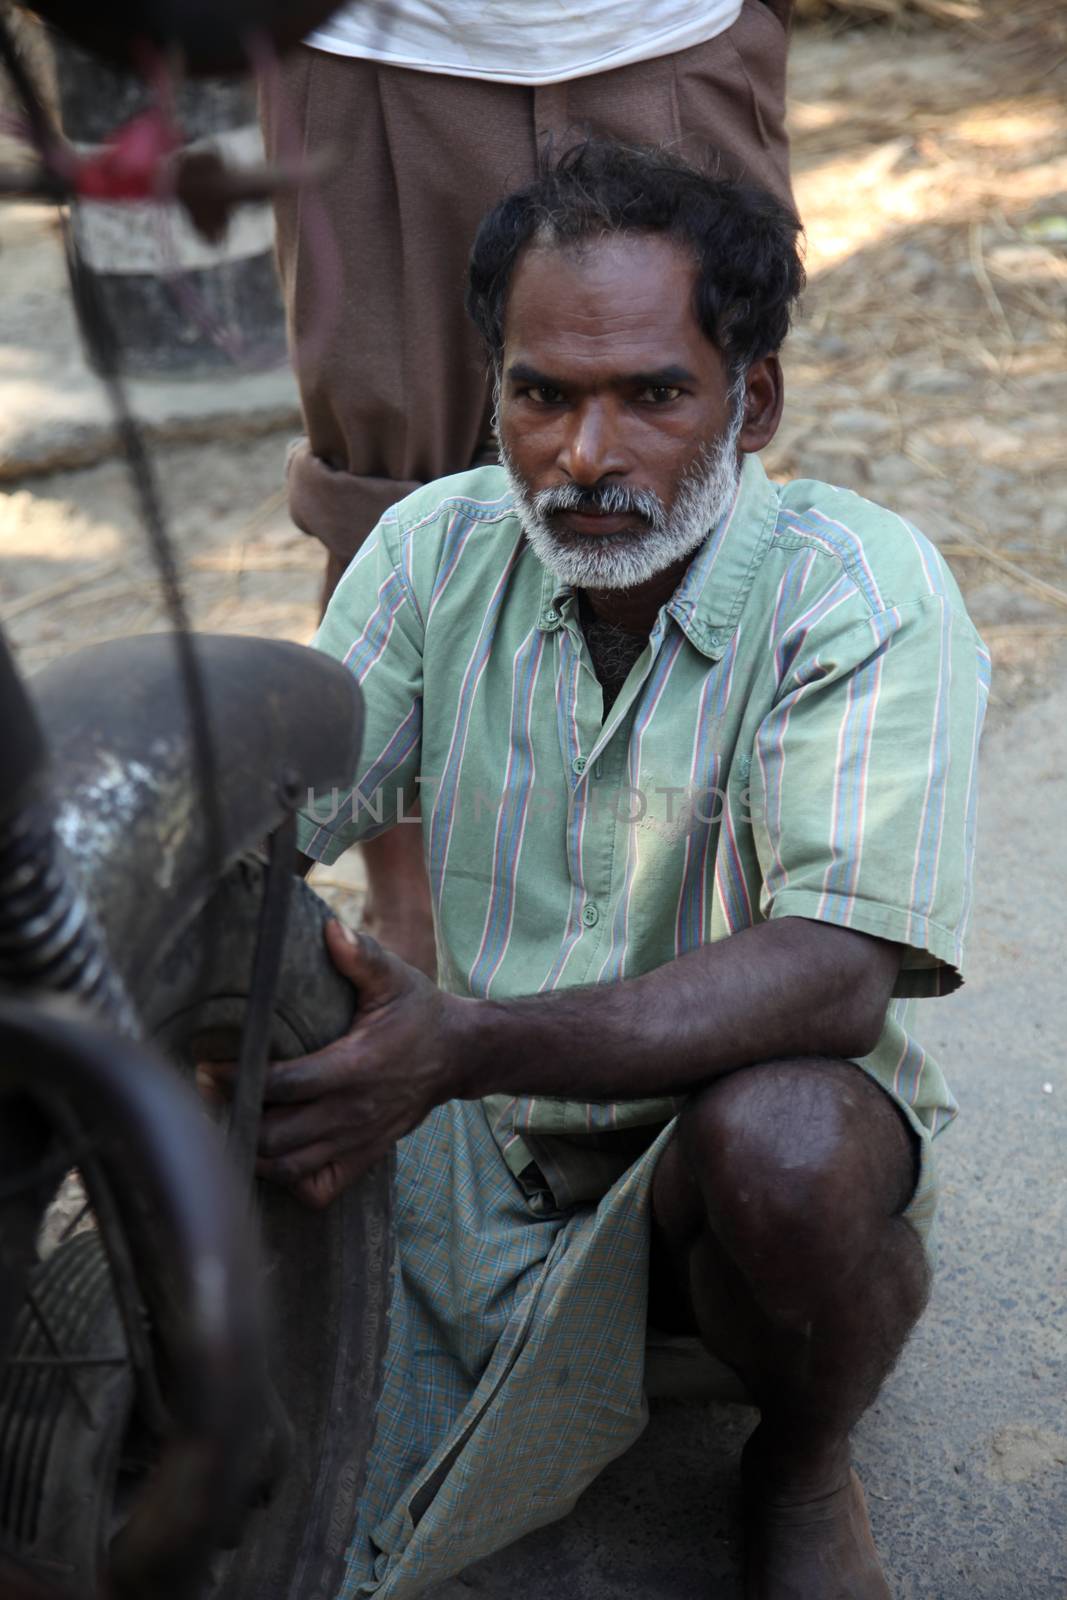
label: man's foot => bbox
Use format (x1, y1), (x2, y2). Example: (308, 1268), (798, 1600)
(741, 1433), (890, 1600)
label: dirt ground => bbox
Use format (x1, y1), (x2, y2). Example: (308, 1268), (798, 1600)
(2, 10), (1066, 735)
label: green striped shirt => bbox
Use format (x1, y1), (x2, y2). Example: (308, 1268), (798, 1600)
(299, 457), (990, 1206)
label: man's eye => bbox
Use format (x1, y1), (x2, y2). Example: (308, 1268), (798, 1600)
(523, 386), (565, 405)
(639, 386), (683, 404)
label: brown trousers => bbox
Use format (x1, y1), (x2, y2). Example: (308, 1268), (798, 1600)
(260, 3), (794, 590)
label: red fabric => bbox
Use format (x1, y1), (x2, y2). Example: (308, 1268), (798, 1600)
(68, 107), (181, 200)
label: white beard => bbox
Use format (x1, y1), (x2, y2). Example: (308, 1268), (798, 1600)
(501, 403), (745, 593)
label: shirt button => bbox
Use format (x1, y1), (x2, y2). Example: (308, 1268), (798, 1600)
(542, 607), (560, 626)
(572, 755), (587, 775)
(582, 903), (600, 927)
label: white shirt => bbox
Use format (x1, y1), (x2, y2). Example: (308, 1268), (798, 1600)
(307, 1), (745, 85)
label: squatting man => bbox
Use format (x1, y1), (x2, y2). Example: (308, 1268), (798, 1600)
(202, 142), (988, 1599)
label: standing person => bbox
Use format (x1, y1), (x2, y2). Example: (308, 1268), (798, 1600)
(260, 0), (795, 977)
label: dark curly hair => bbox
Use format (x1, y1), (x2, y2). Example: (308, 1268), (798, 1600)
(466, 140), (805, 379)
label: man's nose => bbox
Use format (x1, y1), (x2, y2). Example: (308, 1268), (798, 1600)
(557, 400), (628, 485)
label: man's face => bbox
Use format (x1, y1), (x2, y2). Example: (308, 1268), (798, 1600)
(497, 233), (760, 591)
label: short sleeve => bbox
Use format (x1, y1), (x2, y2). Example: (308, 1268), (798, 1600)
(297, 514), (424, 865)
(750, 596), (990, 996)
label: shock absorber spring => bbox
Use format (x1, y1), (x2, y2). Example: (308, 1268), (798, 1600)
(0, 794), (139, 1037)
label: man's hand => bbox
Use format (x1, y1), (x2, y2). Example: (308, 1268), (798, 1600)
(197, 920), (462, 1210)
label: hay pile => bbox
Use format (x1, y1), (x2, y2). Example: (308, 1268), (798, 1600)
(769, 3), (1067, 718)
(794, 0), (980, 19)
(795, 0), (1067, 47)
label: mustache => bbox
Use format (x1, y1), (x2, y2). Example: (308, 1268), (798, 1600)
(529, 480), (666, 525)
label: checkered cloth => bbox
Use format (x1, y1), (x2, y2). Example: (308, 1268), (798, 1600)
(338, 1094), (938, 1598)
(339, 1099), (670, 1597)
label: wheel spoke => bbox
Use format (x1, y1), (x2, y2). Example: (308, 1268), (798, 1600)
(55, 1194), (93, 1246)
(74, 1152), (170, 1438)
(23, 1284), (94, 1426)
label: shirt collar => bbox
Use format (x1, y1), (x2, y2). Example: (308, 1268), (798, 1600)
(666, 454), (780, 658)
(535, 455), (780, 659)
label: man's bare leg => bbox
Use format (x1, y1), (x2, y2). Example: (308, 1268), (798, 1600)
(652, 1057), (930, 1599)
(317, 556), (438, 981)
(320, 551), (349, 616)
(358, 824), (437, 980)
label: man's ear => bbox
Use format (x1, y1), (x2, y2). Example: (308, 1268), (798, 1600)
(738, 356), (784, 454)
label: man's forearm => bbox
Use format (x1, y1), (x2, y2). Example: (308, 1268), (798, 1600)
(452, 918), (900, 1103)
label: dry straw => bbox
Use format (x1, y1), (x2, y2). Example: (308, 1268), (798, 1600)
(794, 0), (981, 19)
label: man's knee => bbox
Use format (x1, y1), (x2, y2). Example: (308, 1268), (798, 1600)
(676, 1058), (917, 1269)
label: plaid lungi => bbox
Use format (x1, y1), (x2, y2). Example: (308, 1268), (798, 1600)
(341, 1088), (939, 1598)
(340, 1098), (672, 1597)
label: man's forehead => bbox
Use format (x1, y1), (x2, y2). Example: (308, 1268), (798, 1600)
(503, 233), (707, 359)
